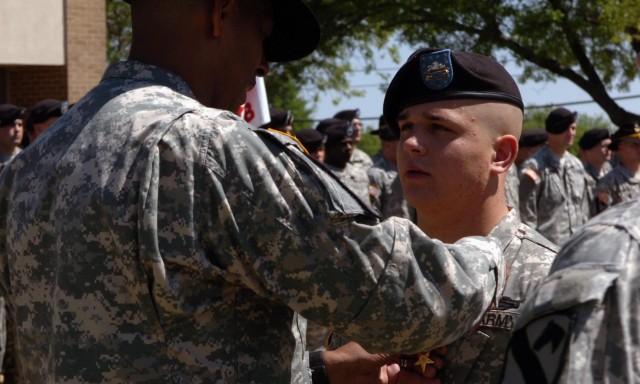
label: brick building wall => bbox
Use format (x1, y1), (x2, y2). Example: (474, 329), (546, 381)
(66, 0), (107, 103)
(4, 1), (106, 108)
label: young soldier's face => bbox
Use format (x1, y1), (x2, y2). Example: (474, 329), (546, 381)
(396, 100), (495, 216)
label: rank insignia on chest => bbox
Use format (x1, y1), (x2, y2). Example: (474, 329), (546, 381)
(420, 49), (454, 90)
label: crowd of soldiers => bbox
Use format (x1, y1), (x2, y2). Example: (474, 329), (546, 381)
(0, 0), (639, 383)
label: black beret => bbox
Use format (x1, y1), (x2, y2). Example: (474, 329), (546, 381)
(0, 104), (27, 127)
(333, 109), (360, 121)
(609, 121), (640, 151)
(315, 118), (350, 134)
(578, 128), (611, 150)
(383, 48), (523, 135)
(519, 129), (548, 148)
(260, 107), (292, 129)
(371, 116), (397, 141)
(28, 99), (68, 125)
(295, 128), (325, 153)
(316, 119), (354, 145)
(125, 0), (320, 63)
(545, 107), (577, 134)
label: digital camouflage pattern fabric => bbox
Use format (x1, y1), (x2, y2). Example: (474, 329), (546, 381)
(368, 152), (414, 220)
(519, 145), (590, 245)
(438, 209), (557, 383)
(502, 199), (640, 383)
(505, 165), (519, 211)
(593, 164), (640, 214)
(0, 61), (506, 383)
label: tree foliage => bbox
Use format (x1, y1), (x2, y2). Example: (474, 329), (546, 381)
(106, 0), (640, 126)
(306, 0), (640, 126)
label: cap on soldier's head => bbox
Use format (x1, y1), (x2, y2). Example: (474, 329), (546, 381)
(383, 48), (523, 135)
(124, 0), (320, 63)
(260, 107), (293, 129)
(316, 119), (354, 145)
(578, 128), (611, 150)
(609, 121), (640, 151)
(371, 115), (397, 141)
(333, 109), (360, 122)
(296, 128), (325, 153)
(519, 129), (548, 148)
(545, 107), (577, 134)
(28, 99), (68, 125)
(0, 104), (27, 127)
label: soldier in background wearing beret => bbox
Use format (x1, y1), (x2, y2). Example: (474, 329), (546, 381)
(260, 106), (294, 134)
(368, 116), (415, 221)
(519, 107), (590, 245)
(515, 129), (548, 169)
(0, 1), (506, 383)
(577, 128), (612, 216)
(593, 121), (640, 213)
(23, 98), (69, 147)
(317, 117), (377, 210)
(502, 197), (640, 383)
(295, 127), (325, 162)
(0, 104), (26, 164)
(334, 108), (374, 178)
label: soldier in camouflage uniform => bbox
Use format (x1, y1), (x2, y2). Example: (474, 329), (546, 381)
(577, 128), (612, 216)
(593, 121), (640, 214)
(329, 48), (558, 383)
(502, 198), (640, 383)
(334, 108), (373, 176)
(519, 107), (590, 245)
(381, 48), (558, 384)
(0, 2), (506, 383)
(319, 118), (376, 211)
(368, 116), (415, 220)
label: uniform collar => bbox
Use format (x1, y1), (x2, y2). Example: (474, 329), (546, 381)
(102, 61), (196, 101)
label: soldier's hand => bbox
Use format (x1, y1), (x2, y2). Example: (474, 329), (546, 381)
(324, 341), (443, 384)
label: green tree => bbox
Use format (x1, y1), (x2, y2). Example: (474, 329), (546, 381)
(106, 0), (131, 63)
(306, 0), (640, 126)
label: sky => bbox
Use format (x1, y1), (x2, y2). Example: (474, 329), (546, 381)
(308, 44), (640, 130)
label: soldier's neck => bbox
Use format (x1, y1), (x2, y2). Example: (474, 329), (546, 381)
(417, 198), (509, 244)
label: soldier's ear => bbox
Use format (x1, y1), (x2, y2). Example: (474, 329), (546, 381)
(210, 0), (235, 38)
(491, 134), (518, 175)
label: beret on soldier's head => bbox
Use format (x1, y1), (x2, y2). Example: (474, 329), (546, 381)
(28, 99), (68, 125)
(315, 118), (349, 134)
(0, 104), (27, 127)
(383, 48), (523, 135)
(371, 116), (397, 141)
(545, 107), (577, 134)
(578, 128), (611, 150)
(316, 118), (354, 145)
(333, 109), (360, 122)
(296, 128), (325, 153)
(609, 121), (640, 151)
(260, 107), (292, 129)
(519, 129), (548, 148)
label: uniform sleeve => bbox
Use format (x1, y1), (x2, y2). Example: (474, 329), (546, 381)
(199, 125), (505, 354)
(501, 211), (640, 383)
(518, 165), (540, 229)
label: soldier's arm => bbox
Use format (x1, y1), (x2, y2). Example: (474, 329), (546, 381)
(518, 166), (540, 228)
(202, 124), (506, 354)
